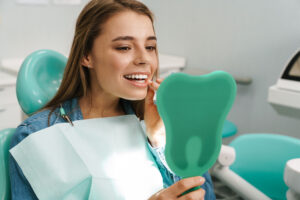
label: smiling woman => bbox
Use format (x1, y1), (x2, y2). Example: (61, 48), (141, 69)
(45, 0), (159, 120)
(8, 0), (215, 199)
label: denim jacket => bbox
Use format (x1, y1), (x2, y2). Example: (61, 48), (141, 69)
(9, 98), (216, 200)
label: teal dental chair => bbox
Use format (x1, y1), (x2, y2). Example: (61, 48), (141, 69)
(212, 133), (300, 200)
(0, 128), (16, 200)
(17, 49), (67, 115)
(0, 49), (67, 200)
(221, 120), (237, 138)
(229, 134), (300, 200)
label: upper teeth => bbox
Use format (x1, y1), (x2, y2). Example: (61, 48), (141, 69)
(125, 74), (148, 79)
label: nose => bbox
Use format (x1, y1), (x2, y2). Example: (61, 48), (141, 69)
(133, 47), (150, 66)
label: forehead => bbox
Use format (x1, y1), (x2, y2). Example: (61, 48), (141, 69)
(100, 11), (155, 40)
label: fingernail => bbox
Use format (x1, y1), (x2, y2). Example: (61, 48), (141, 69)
(199, 177), (205, 182)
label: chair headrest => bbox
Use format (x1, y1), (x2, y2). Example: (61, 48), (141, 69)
(16, 49), (67, 115)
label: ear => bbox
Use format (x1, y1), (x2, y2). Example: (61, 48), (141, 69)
(81, 54), (93, 69)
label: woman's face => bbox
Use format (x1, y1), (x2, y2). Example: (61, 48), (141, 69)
(85, 11), (158, 100)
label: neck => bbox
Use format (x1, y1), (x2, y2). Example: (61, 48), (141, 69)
(79, 89), (125, 119)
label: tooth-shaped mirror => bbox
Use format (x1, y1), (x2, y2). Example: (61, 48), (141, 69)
(156, 71), (236, 178)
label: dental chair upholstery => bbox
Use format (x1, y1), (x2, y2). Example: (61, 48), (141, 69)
(221, 120), (237, 138)
(0, 128), (16, 200)
(229, 134), (300, 200)
(16, 49), (67, 115)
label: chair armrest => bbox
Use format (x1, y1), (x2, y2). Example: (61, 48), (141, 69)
(284, 158), (300, 200)
(217, 145), (236, 167)
(211, 145), (271, 200)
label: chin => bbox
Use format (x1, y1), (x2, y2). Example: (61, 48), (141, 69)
(123, 95), (146, 101)
(121, 92), (147, 101)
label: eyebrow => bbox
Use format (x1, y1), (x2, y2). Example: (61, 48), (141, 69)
(112, 36), (157, 42)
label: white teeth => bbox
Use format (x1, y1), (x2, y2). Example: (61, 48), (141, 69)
(135, 80), (145, 83)
(125, 74), (148, 80)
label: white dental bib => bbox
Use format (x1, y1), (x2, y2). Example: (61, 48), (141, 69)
(10, 115), (163, 200)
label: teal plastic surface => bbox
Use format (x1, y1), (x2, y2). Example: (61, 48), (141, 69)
(222, 120), (237, 138)
(156, 71), (236, 178)
(16, 49), (67, 115)
(0, 128), (16, 200)
(230, 134), (300, 200)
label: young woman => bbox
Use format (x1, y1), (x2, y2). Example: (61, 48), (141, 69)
(9, 0), (216, 199)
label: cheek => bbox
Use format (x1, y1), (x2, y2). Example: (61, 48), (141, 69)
(95, 52), (131, 81)
(109, 53), (132, 75)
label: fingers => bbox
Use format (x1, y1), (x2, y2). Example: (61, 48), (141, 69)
(156, 78), (164, 83)
(148, 80), (159, 91)
(168, 176), (206, 197)
(148, 176), (206, 200)
(145, 87), (155, 105)
(145, 78), (163, 106)
(148, 188), (166, 200)
(177, 188), (206, 200)
(148, 78), (164, 91)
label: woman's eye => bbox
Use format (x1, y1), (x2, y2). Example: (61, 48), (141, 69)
(116, 46), (131, 51)
(146, 46), (156, 51)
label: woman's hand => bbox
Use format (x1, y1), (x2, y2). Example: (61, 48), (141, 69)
(144, 78), (165, 148)
(148, 176), (206, 200)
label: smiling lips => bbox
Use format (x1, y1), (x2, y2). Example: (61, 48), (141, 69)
(124, 72), (150, 88)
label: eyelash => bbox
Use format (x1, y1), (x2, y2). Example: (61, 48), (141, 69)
(146, 46), (156, 51)
(116, 46), (131, 51)
(115, 46), (156, 51)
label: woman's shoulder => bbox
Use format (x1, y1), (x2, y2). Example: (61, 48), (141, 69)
(10, 98), (81, 148)
(10, 108), (60, 148)
(21, 108), (60, 132)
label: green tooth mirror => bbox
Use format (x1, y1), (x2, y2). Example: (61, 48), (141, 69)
(156, 71), (236, 192)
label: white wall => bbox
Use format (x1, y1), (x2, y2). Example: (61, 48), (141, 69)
(0, 0), (88, 59)
(144, 0), (300, 139)
(1, 0), (300, 138)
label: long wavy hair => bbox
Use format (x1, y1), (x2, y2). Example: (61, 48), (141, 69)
(44, 0), (158, 121)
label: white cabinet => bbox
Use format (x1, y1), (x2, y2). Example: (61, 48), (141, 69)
(268, 85), (300, 110)
(158, 54), (186, 78)
(0, 71), (22, 130)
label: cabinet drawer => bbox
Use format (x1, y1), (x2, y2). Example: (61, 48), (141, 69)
(0, 103), (22, 130)
(0, 85), (18, 105)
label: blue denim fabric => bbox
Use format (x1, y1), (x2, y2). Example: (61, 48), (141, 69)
(9, 98), (215, 200)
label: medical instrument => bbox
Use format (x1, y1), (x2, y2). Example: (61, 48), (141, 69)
(59, 104), (73, 126)
(276, 50), (300, 92)
(268, 49), (300, 111)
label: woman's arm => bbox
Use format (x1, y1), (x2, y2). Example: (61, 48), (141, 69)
(9, 125), (38, 200)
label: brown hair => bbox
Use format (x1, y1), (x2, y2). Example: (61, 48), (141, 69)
(44, 0), (158, 121)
